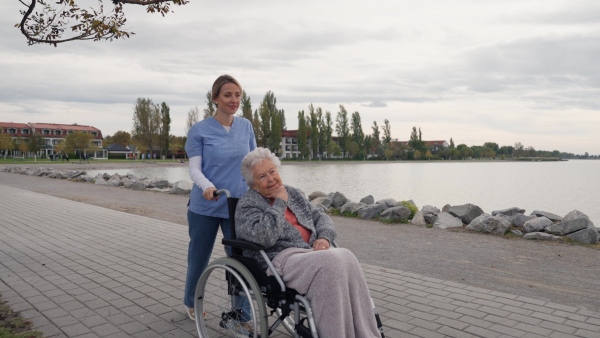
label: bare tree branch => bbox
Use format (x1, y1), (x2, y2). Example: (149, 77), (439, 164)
(16, 0), (188, 46)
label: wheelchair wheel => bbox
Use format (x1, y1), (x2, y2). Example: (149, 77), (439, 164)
(195, 257), (268, 337)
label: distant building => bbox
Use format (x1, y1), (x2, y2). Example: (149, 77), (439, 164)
(279, 130), (342, 159)
(0, 121), (105, 158)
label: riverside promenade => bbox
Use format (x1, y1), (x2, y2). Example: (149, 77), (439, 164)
(1, 180), (600, 337)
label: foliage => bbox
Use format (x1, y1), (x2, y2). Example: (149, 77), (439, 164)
(335, 105), (350, 157)
(203, 91), (215, 119)
(0, 135), (15, 155)
(400, 201), (418, 219)
(350, 112), (364, 152)
(131, 98), (160, 156)
(158, 102), (171, 156)
(105, 130), (131, 147)
(63, 131), (93, 155)
(252, 110), (263, 147)
(296, 110), (310, 159)
(308, 105), (319, 159)
(323, 111), (333, 157)
(382, 119), (391, 144)
(327, 141), (341, 157)
(185, 106), (200, 136)
(241, 90), (253, 121)
(17, 0), (189, 46)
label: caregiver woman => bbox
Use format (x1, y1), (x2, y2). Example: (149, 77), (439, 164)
(183, 74), (256, 320)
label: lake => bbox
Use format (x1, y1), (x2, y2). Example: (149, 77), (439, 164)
(87, 160), (600, 226)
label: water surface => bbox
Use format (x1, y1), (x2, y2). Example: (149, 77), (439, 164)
(87, 160), (600, 226)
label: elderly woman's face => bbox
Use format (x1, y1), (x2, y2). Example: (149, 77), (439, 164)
(251, 159), (283, 197)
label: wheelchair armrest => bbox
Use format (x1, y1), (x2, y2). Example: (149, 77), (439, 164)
(222, 238), (266, 251)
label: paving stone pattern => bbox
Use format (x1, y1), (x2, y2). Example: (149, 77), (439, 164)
(1, 185), (599, 337)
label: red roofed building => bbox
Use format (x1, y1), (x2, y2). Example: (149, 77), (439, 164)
(0, 121), (105, 158)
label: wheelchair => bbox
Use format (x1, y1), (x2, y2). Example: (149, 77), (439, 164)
(194, 190), (386, 338)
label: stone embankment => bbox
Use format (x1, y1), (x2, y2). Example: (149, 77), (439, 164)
(2, 165), (598, 246)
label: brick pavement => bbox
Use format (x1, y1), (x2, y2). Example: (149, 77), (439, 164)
(1, 184), (599, 337)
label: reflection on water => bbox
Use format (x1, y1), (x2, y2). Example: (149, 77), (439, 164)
(87, 160), (600, 226)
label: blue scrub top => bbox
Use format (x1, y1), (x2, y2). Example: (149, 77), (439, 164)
(185, 116), (257, 218)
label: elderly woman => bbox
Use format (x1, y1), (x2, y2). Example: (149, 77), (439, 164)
(235, 147), (380, 338)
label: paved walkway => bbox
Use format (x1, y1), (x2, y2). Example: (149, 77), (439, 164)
(1, 185), (599, 338)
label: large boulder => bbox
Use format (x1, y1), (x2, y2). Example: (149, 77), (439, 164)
(93, 174), (107, 185)
(421, 205), (440, 224)
(530, 210), (562, 223)
(449, 203), (484, 224)
(560, 210), (594, 235)
(171, 180), (193, 195)
(330, 192), (349, 209)
(339, 202), (367, 215)
(522, 217), (553, 234)
(308, 191), (326, 201)
(148, 179), (169, 189)
(492, 207), (525, 217)
(311, 197), (332, 209)
(410, 211), (427, 226)
(379, 206), (411, 222)
(376, 198), (397, 208)
(433, 212), (463, 229)
(359, 195), (375, 205)
(357, 203), (387, 219)
(106, 174), (123, 187)
(130, 181), (147, 191)
(567, 227), (598, 244)
(510, 213), (534, 228)
(466, 214), (511, 235)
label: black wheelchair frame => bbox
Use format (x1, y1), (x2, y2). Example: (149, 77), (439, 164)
(194, 189), (385, 338)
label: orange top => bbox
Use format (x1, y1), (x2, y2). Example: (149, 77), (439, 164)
(269, 199), (312, 243)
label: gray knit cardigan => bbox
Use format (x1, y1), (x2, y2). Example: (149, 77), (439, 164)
(234, 185), (337, 270)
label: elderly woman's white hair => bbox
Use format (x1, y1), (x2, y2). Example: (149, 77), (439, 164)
(241, 147), (281, 186)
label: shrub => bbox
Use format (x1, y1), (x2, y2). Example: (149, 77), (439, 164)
(400, 201), (418, 219)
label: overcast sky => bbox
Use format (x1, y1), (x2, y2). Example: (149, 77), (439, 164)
(1, 0), (599, 154)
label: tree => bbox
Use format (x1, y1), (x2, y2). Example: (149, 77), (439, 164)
(63, 131), (94, 158)
(296, 110), (310, 159)
(514, 142), (524, 158)
(449, 138), (455, 149)
(483, 142), (499, 152)
(309, 105), (319, 160)
(316, 107), (327, 158)
(17, 0), (189, 46)
(335, 105), (350, 158)
(258, 91), (276, 149)
(350, 112), (364, 150)
(185, 106), (200, 136)
(269, 109), (283, 155)
(371, 121), (381, 156)
(408, 126), (425, 153)
(158, 102), (171, 156)
(384, 148), (394, 161)
(382, 119), (391, 144)
(241, 90), (253, 121)
(132, 97), (160, 158)
(324, 111), (333, 152)
(327, 141), (340, 157)
(426, 150), (432, 160)
(0, 134), (15, 159)
(347, 141), (359, 159)
(252, 110), (263, 147)
(459, 147), (472, 159)
(106, 130), (131, 147)
(28, 134), (44, 155)
(203, 91), (216, 119)
(414, 150), (422, 160)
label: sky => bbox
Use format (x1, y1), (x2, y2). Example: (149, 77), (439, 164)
(1, 0), (600, 155)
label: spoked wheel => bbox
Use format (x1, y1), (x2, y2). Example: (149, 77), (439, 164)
(195, 258), (268, 337)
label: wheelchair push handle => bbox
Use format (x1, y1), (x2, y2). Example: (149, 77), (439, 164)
(214, 189), (231, 198)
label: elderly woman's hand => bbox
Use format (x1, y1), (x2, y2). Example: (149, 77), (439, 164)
(265, 185), (288, 202)
(313, 238), (330, 251)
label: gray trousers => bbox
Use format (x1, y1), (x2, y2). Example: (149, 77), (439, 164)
(270, 247), (380, 338)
